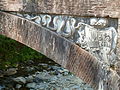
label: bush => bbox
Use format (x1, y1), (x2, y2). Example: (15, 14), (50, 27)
(0, 35), (45, 69)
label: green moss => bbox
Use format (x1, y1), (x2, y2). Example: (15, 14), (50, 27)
(0, 35), (45, 69)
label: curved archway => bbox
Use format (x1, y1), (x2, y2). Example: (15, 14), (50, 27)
(0, 11), (120, 90)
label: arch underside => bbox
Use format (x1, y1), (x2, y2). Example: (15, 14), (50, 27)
(0, 11), (120, 90)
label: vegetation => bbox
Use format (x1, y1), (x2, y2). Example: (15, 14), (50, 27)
(0, 35), (45, 69)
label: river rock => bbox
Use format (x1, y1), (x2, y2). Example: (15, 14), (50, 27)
(4, 68), (18, 76)
(0, 85), (5, 89)
(35, 83), (49, 89)
(26, 75), (34, 82)
(26, 82), (36, 89)
(0, 74), (4, 77)
(50, 76), (58, 81)
(69, 85), (81, 89)
(63, 72), (69, 76)
(13, 77), (26, 84)
(16, 84), (22, 89)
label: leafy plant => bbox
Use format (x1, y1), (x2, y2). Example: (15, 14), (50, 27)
(0, 35), (45, 69)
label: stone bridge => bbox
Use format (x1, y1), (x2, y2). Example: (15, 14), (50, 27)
(0, 0), (120, 90)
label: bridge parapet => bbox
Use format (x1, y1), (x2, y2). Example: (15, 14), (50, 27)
(0, 0), (120, 18)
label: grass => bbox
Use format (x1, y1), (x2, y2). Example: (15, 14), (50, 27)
(0, 35), (45, 69)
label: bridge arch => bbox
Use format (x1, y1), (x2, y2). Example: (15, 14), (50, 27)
(0, 0), (120, 89)
(0, 11), (120, 90)
(0, 11), (103, 89)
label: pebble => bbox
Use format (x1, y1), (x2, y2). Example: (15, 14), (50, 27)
(2, 59), (93, 90)
(13, 77), (26, 84)
(4, 68), (18, 76)
(50, 76), (58, 81)
(58, 69), (64, 73)
(26, 82), (36, 89)
(0, 85), (5, 89)
(63, 88), (70, 90)
(35, 83), (48, 89)
(69, 85), (81, 89)
(16, 84), (22, 89)
(26, 76), (34, 82)
(0, 74), (4, 77)
(34, 77), (44, 83)
(63, 69), (69, 72)
(51, 66), (61, 70)
(26, 67), (35, 72)
(63, 72), (69, 76)
(30, 89), (35, 90)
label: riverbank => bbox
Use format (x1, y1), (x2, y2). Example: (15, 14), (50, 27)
(0, 58), (93, 90)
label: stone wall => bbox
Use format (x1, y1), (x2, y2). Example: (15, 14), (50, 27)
(1, 0), (120, 89)
(0, 0), (120, 18)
